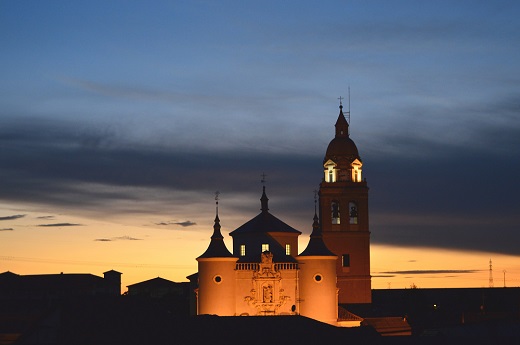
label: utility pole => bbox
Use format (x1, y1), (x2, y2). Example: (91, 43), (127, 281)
(488, 259), (494, 288)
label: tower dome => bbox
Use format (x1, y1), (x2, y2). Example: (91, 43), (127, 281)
(324, 104), (361, 165)
(322, 104), (363, 184)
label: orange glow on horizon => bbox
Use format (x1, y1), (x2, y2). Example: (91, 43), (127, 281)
(2, 205), (519, 293)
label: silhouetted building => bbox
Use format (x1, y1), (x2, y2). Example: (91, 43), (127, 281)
(127, 276), (189, 299)
(0, 270), (121, 301)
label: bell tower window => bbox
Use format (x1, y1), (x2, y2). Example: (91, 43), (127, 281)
(342, 254), (350, 267)
(240, 244), (246, 256)
(331, 201), (340, 224)
(349, 202), (358, 224)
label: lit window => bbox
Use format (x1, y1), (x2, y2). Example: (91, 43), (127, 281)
(262, 243), (269, 252)
(331, 201), (340, 224)
(350, 159), (363, 182)
(323, 160), (337, 182)
(342, 254), (350, 267)
(285, 244), (291, 255)
(240, 244), (246, 256)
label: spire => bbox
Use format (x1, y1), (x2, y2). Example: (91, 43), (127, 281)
(335, 100), (350, 138)
(211, 191), (222, 240)
(310, 189), (321, 238)
(197, 191), (233, 258)
(260, 173), (269, 213)
(298, 193), (336, 257)
(261, 186), (269, 213)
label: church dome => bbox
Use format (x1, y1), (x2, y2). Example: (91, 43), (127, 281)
(323, 104), (361, 163)
(325, 136), (359, 162)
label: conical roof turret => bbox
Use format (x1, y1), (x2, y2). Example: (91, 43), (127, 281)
(299, 202), (336, 257)
(197, 198), (233, 258)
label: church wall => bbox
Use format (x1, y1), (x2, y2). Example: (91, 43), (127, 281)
(298, 256), (338, 325)
(197, 258), (237, 316)
(322, 230), (371, 303)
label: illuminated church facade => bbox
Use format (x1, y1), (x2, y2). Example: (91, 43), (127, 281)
(193, 103), (371, 325)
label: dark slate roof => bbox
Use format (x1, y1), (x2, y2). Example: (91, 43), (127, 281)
(197, 214), (234, 259)
(230, 211), (302, 236)
(230, 187), (301, 236)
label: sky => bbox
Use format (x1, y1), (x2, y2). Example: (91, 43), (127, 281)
(1, 0), (519, 291)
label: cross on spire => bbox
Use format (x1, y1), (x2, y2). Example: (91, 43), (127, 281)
(260, 172), (267, 186)
(338, 96), (344, 107)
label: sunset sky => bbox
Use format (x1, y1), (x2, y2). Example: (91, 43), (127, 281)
(1, 0), (519, 291)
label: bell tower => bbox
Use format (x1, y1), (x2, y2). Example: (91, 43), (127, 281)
(319, 101), (371, 304)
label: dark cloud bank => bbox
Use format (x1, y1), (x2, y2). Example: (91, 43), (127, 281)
(0, 214), (25, 221)
(155, 221), (197, 227)
(37, 223), (82, 227)
(0, 111), (519, 256)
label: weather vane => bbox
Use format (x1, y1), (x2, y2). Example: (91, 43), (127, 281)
(215, 191), (220, 205)
(261, 172), (267, 186)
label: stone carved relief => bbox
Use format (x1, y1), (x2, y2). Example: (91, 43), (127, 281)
(244, 252), (290, 315)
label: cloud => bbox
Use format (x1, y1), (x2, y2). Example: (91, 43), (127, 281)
(380, 270), (481, 275)
(174, 221), (196, 227)
(94, 235), (142, 242)
(36, 215), (55, 220)
(0, 214), (25, 221)
(1, 91), (520, 256)
(0, 228), (14, 231)
(113, 236), (142, 241)
(155, 220), (197, 227)
(37, 223), (82, 227)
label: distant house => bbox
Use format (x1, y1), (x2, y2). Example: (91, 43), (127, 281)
(0, 270), (122, 301)
(126, 277), (189, 299)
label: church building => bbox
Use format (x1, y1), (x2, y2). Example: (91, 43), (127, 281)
(192, 103), (371, 325)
